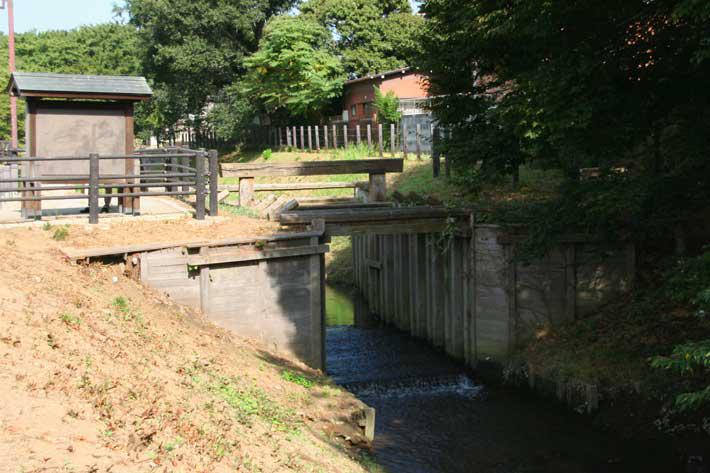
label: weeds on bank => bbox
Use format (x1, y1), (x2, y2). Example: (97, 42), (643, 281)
(281, 370), (314, 389)
(52, 226), (69, 241)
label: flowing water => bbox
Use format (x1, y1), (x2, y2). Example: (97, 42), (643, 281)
(324, 285), (676, 473)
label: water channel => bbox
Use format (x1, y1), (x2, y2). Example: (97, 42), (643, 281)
(325, 284), (676, 473)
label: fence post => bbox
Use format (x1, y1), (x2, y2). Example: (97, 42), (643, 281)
(195, 150), (206, 220)
(300, 126), (305, 151)
(278, 127), (283, 149)
(315, 126), (320, 151)
(308, 126), (313, 151)
(391, 124), (396, 156)
(333, 124), (338, 148)
(432, 127), (441, 178)
(378, 124), (384, 157)
(89, 153), (100, 224)
(356, 125), (361, 146)
(367, 124), (372, 152)
(402, 123), (408, 159)
(208, 149), (219, 216)
(343, 124), (348, 147)
(445, 128), (451, 178)
(167, 156), (177, 192)
(292, 126), (298, 149)
(286, 127), (291, 148)
(416, 123), (422, 161)
(324, 125), (329, 149)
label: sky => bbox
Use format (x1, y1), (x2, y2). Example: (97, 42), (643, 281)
(0, 0), (420, 34)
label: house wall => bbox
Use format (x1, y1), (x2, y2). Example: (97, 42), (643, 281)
(342, 72), (429, 126)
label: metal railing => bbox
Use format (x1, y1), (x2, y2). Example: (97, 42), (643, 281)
(0, 147), (219, 224)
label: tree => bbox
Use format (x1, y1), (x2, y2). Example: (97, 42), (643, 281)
(301, 0), (423, 76)
(241, 16), (345, 120)
(125, 0), (295, 130)
(373, 87), (401, 125)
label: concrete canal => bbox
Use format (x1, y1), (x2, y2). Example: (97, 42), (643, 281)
(325, 284), (675, 473)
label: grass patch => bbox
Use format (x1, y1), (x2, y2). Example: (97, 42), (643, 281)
(219, 204), (260, 218)
(281, 370), (314, 389)
(206, 373), (298, 430)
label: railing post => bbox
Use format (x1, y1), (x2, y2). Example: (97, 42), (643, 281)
(333, 124), (338, 148)
(208, 149), (219, 216)
(356, 124), (361, 146)
(343, 124), (348, 147)
(195, 150), (206, 220)
(402, 123), (409, 159)
(416, 123), (422, 161)
(89, 153), (100, 224)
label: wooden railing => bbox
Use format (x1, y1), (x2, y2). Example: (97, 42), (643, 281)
(0, 147), (219, 223)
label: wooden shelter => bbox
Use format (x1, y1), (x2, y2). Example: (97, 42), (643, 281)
(7, 72), (152, 217)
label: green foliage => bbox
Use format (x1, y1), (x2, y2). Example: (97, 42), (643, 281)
(126, 0), (295, 129)
(301, 0), (423, 76)
(261, 149), (273, 160)
(651, 250), (710, 411)
(60, 313), (81, 327)
(373, 87), (401, 125)
(280, 370), (314, 389)
(242, 15), (345, 119)
(418, 0), (710, 246)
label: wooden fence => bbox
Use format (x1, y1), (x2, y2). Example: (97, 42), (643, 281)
(0, 147), (219, 223)
(254, 123), (451, 178)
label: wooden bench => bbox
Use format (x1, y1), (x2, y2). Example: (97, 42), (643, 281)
(221, 158), (403, 206)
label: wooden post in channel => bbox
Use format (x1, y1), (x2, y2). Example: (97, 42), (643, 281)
(432, 126), (441, 178)
(208, 149), (219, 216)
(307, 126), (313, 151)
(402, 123), (408, 159)
(195, 149), (206, 220)
(315, 126), (320, 151)
(367, 124), (372, 152)
(416, 123), (422, 160)
(88, 153), (99, 224)
(390, 123), (396, 156)
(356, 125), (361, 146)
(343, 124), (348, 147)
(323, 125), (329, 149)
(378, 124), (384, 157)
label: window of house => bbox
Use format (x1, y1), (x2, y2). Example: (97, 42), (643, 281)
(363, 102), (373, 116)
(351, 105), (357, 118)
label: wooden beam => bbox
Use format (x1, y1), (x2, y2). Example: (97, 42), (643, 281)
(221, 159), (404, 178)
(186, 244), (329, 266)
(60, 230), (325, 261)
(279, 206), (469, 225)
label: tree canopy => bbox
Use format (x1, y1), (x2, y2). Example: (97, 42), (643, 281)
(301, 0), (423, 76)
(242, 15), (345, 120)
(125, 0), (295, 132)
(417, 0), (710, 247)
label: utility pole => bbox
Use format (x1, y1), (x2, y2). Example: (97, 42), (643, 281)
(1, 0), (17, 149)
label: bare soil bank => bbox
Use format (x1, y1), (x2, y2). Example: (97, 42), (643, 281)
(0, 223), (373, 473)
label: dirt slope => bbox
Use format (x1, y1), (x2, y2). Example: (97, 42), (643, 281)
(0, 225), (371, 473)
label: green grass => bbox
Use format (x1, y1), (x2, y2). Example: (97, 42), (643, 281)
(281, 370), (314, 389)
(52, 226), (69, 241)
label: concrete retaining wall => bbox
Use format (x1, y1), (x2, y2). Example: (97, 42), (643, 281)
(352, 224), (635, 364)
(139, 233), (326, 369)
